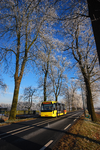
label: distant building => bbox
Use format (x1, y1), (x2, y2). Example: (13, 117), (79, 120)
(0, 106), (7, 114)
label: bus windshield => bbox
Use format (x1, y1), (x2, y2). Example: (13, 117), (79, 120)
(41, 104), (53, 111)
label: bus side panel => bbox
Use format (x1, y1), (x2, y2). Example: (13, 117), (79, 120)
(40, 110), (57, 117)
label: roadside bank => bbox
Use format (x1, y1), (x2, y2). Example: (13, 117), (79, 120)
(52, 113), (100, 150)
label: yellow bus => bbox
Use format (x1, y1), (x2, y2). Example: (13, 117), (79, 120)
(40, 101), (67, 117)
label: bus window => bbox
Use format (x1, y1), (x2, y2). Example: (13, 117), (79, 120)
(64, 105), (66, 110)
(41, 105), (44, 111)
(55, 103), (57, 110)
(59, 106), (61, 111)
(57, 104), (59, 111)
(53, 104), (56, 110)
(41, 104), (53, 111)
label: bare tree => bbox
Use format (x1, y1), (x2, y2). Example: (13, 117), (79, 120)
(23, 86), (36, 114)
(64, 79), (80, 111)
(87, 0), (100, 65)
(63, 17), (99, 121)
(70, 80), (78, 111)
(50, 56), (68, 101)
(64, 83), (83, 111)
(0, 63), (7, 92)
(56, 0), (100, 64)
(36, 41), (55, 101)
(64, 85), (70, 111)
(0, 79), (7, 92)
(0, 0), (57, 119)
(36, 38), (64, 101)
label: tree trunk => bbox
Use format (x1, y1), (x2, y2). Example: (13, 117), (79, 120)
(87, 0), (100, 65)
(9, 54), (26, 120)
(9, 80), (20, 120)
(72, 93), (75, 111)
(84, 77), (97, 122)
(55, 95), (58, 101)
(44, 71), (48, 101)
(79, 64), (97, 122)
(69, 103), (70, 111)
(67, 88), (70, 111)
(28, 108), (30, 114)
(28, 96), (32, 114)
(68, 97), (70, 111)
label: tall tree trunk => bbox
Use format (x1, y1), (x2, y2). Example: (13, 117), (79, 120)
(44, 71), (48, 101)
(9, 49), (27, 120)
(69, 102), (70, 111)
(9, 80), (20, 120)
(78, 64), (97, 122)
(68, 95), (70, 111)
(87, 0), (100, 65)
(84, 77), (97, 122)
(9, 31), (21, 120)
(28, 108), (30, 114)
(72, 92), (75, 111)
(28, 96), (32, 114)
(55, 95), (58, 101)
(67, 87), (70, 111)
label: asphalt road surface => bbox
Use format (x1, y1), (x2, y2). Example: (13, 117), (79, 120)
(0, 110), (83, 150)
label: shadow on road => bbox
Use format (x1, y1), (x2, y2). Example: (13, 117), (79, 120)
(0, 113), (100, 150)
(0, 131), (52, 150)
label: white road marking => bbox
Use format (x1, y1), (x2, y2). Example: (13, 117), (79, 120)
(64, 124), (71, 130)
(40, 140), (53, 150)
(68, 112), (80, 118)
(37, 120), (53, 126)
(0, 126), (35, 139)
(33, 119), (53, 126)
(11, 126), (34, 135)
(0, 118), (55, 139)
(0, 125), (30, 136)
(0, 112), (81, 139)
(0, 119), (54, 137)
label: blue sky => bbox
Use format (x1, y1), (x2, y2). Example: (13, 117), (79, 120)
(0, 64), (76, 104)
(0, 62), (100, 108)
(0, 72), (39, 104)
(0, 0), (100, 108)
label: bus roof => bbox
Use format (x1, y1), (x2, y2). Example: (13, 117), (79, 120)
(42, 101), (58, 104)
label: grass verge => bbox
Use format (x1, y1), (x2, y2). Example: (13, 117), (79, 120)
(52, 113), (100, 150)
(0, 117), (35, 127)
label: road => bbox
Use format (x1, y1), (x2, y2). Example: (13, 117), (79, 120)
(0, 110), (83, 150)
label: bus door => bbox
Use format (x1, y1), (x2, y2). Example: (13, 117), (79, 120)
(55, 103), (58, 116)
(62, 104), (64, 115)
(57, 103), (60, 115)
(53, 103), (56, 114)
(61, 104), (63, 114)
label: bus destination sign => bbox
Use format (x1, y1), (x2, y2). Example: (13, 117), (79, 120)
(42, 102), (52, 104)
